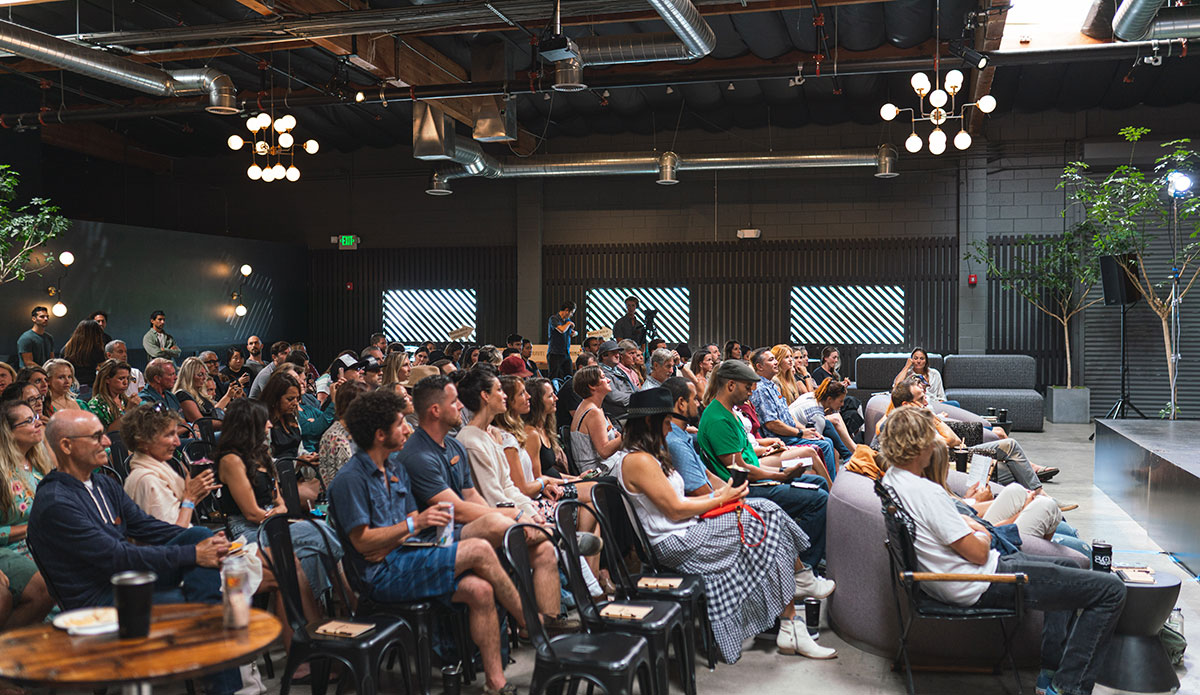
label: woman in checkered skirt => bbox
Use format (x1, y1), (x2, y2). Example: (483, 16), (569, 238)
(613, 388), (838, 663)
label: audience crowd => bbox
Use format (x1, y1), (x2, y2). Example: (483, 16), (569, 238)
(0, 299), (1108, 695)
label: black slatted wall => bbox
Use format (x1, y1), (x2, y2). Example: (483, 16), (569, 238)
(306, 247), (517, 365)
(543, 238), (958, 379)
(985, 235), (1069, 389)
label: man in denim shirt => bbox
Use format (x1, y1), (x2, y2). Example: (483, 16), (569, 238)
(747, 348), (837, 471)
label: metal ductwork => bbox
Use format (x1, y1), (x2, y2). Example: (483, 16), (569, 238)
(576, 0), (716, 66)
(0, 20), (237, 114)
(421, 137), (894, 195)
(1110, 0), (1200, 40)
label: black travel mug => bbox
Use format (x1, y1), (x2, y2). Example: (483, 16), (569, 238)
(1091, 540), (1112, 573)
(953, 447), (969, 473)
(986, 407), (997, 417)
(803, 597), (820, 638)
(998, 408), (1009, 423)
(441, 663), (462, 695)
(111, 571), (157, 638)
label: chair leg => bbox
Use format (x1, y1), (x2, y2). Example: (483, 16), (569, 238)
(414, 612), (433, 695)
(279, 649), (305, 695)
(998, 618), (1023, 695)
(698, 597), (715, 671)
(184, 680), (196, 695)
(675, 625), (696, 695)
(262, 651), (276, 680)
(310, 658), (332, 695)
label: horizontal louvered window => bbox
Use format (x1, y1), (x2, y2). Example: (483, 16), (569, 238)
(790, 285), (906, 345)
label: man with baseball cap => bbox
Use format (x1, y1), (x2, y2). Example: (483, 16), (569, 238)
(596, 339), (635, 422)
(697, 358), (835, 599)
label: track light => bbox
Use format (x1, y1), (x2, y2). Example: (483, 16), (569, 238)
(726, 82), (736, 91)
(949, 41), (989, 70)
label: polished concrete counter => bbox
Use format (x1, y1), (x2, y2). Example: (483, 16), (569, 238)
(1094, 418), (1200, 574)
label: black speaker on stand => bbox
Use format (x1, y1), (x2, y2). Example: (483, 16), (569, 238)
(1099, 254), (1145, 420)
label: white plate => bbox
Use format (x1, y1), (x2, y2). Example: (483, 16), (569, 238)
(52, 607), (119, 636)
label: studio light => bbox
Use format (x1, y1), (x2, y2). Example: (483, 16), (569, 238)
(1168, 171), (1194, 198)
(949, 41), (989, 69)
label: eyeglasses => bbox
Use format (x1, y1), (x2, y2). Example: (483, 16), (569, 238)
(10, 413), (41, 429)
(64, 430), (106, 443)
(203, 359), (219, 365)
(151, 401), (169, 413)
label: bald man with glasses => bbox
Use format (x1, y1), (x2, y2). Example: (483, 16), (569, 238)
(28, 410), (241, 693)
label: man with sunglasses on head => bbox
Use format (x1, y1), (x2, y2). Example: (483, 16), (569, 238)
(28, 409), (239, 695)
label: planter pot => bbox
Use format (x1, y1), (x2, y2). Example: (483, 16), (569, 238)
(1046, 386), (1090, 424)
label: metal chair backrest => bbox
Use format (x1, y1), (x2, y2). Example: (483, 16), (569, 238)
(873, 479), (920, 578)
(502, 523), (561, 663)
(192, 417), (218, 445)
(328, 508), (374, 600)
(553, 499), (608, 631)
(258, 515), (309, 634)
(558, 425), (579, 476)
(107, 431), (131, 478)
(273, 457), (304, 518)
(590, 479), (661, 572)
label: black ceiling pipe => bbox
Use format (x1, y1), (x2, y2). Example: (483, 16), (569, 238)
(0, 37), (1187, 125)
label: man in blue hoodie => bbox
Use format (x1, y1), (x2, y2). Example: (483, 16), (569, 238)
(29, 410), (239, 695)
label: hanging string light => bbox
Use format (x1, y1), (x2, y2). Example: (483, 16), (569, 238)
(227, 111), (316, 181)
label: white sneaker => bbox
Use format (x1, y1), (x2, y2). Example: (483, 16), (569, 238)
(794, 568), (835, 599)
(777, 619), (837, 659)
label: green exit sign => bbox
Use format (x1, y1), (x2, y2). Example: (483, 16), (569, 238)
(338, 235), (359, 250)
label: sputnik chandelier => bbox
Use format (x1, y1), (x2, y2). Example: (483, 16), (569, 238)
(226, 111), (319, 182)
(879, 69), (996, 155)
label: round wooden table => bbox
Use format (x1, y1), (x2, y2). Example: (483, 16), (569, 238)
(0, 603), (282, 695)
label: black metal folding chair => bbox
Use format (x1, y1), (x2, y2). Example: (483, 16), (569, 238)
(504, 523), (655, 695)
(873, 479), (1027, 695)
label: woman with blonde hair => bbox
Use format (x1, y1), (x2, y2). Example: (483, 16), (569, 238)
(0, 363), (16, 394)
(0, 399), (56, 628)
(771, 344), (801, 404)
(174, 356), (236, 426)
(87, 359), (141, 432)
(791, 346), (816, 394)
(381, 350), (411, 387)
(42, 358), (83, 417)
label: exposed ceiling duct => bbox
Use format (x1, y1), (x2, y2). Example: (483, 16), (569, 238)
(415, 103), (895, 195)
(1111, 0), (1200, 40)
(0, 20), (236, 114)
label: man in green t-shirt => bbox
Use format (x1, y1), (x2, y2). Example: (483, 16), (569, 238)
(696, 359), (834, 596)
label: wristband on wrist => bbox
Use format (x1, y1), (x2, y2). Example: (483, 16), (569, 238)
(514, 509), (524, 522)
(406, 516), (416, 535)
(708, 491), (715, 499)
(539, 478), (546, 492)
(181, 500), (196, 510)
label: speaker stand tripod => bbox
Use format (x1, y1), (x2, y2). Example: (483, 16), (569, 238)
(1091, 302), (1145, 441)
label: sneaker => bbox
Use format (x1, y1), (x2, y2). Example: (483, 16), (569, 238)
(576, 532), (603, 556)
(544, 614), (580, 632)
(794, 568), (836, 599)
(777, 619), (836, 659)
(1035, 670), (1054, 695)
(484, 683), (519, 695)
(1036, 467), (1060, 482)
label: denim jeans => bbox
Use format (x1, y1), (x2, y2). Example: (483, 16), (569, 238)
(821, 419), (853, 461)
(970, 437), (1041, 490)
(974, 552), (1126, 695)
(748, 475), (828, 566)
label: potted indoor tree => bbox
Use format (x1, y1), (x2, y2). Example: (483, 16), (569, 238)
(0, 164), (69, 284)
(967, 221), (1101, 423)
(1061, 127), (1200, 419)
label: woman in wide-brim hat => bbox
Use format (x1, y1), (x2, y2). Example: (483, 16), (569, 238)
(610, 387), (837, 663)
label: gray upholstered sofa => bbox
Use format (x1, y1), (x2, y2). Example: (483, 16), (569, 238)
(826, 469), (1087, 666)
(943, 354), (1044, 431)
(850, 352), (944, 407)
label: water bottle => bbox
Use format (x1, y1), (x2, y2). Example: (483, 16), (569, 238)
(437, 502), (455, 547)
(222, 553), (251, 629)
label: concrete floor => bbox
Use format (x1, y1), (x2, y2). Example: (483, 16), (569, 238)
(70, 422), (1196, 695)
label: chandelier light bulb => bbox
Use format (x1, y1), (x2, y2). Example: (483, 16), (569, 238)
(285, 165), (301, 182)
(272, 164), (286, 179)
(905, 132), (923, 153)
(255, 113), (272, 131)
(303, 139), (319, 155)
(51, 301), (67, 317)
(929, 137), (947, 155)
(261, 167), (276, 182)
(247, 165), (262, 180)
(254, 140), (269, 155)
(977, 94), (997, 113)
(910, 72), (931, 96)
(954, 130), (973, 150)
(929, 89), (948, 108)
(928, 127), (947, 147)
(945, 69), (964, 94)
(930, 107), (948, 125)
(879, 103), (899, 121)
(278, 132), (294, 149)
(355, 91), (365, 102)
(57, 251), (74, 266)
(273, 118), (287, 133)
(281, 114), (296, 130)
(246, 118), (260, 133)
(227, 134), (244, 150)
(235, 304), (248, 317)
(240, 264), (253, 277)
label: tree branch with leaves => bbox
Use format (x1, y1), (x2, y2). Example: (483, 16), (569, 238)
(966, 221), (1101, 388)
(0, 165), (70, 286)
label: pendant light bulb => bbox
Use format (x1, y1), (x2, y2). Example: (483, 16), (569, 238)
(929, 89), (948, 108)
(273, 118), (287, 133)
(247, 164), (262, 180)
(285, 165), (301, 182)
(57, 251), (74, 266)
(260, 167), (275, 182)
(271, 164), (286, 179)
(235, 304), (248, 317)
(240, 264), (253, 277)
(910, 72), (930, 96)
(278, 132), (294, 149)
(905, 132), (923, 153)
(246, 118), (260, 133)
(51, 302), (67, 317)
(954, 130), (973, 150)
(227, 135), (244, 150)
(303, 139), (319, 155)
(254, 140), (269, 155)
(945, 69), (964, 94)
(879, 103), (898, 121)
(977, 94), (997, 113)
(281, 114), (296, 130)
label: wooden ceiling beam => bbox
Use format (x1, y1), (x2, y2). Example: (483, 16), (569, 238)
(40, 122), (173, 173)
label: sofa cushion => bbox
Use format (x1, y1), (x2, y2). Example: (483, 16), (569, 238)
(855, 352), (944, 392)
(943, 354), (1036, 390)
(945, 388), (1045, 432)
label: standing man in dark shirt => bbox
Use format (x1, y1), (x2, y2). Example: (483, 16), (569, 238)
(546, 300), (577, 379)
(397, 374), (563, 624)
(90, 310), (114, 345)
(611, 295), (645, 345)
(17, 306), (54, 367)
